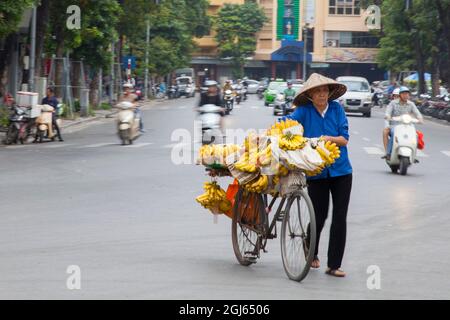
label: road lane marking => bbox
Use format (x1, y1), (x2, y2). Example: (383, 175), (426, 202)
(364, 147), (385, 155)
(80, 143), (116, 148)
(124, 142), (154, 148)
(442, 151), (450, 157)
(43, 144), (76, 149)
(162, 142), (190, 149)
(416, 150), (429, 158)
(251, 106), (258, 109)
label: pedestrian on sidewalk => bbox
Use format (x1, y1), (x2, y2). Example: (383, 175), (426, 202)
(282, 73), (353, 277)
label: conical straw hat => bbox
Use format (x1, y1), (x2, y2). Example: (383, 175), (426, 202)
(293, 73), (347, 107)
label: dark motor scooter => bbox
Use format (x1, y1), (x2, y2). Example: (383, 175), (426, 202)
(4, 105), (36, 145)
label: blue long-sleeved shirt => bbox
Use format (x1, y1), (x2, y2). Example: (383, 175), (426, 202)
(42, 96), (59, 109)
(281, 101), (353, 180)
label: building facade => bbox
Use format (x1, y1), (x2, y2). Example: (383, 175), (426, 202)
(192, 0), (385, 85)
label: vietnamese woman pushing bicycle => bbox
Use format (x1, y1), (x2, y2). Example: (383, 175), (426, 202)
(281, 73), (353, 278)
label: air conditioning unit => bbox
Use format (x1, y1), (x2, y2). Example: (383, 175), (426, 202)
(326, 39), (339, 47)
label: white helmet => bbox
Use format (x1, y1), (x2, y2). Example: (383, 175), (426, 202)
(123, 83), (134, 89)
(392, 88), (400, 96)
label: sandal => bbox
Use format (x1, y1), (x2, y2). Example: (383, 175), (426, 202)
(311, 256), (320, 269)
(325, 268), (346, 277)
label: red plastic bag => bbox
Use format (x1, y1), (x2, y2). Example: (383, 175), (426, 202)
(417, 130), (425, 150)
(225, 179), (239, 219)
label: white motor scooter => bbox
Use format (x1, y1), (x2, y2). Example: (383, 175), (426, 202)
(197, 104), (224, 145)
(116, 101), (141, 145)
(386, 114), (420, 175)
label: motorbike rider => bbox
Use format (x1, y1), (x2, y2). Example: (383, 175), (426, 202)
(282, 81), (297, 113)
(382, 86), (424, 160)
(382, 88), (400, 152)
(198, 80), (223, 108)
(283, 81), (296, 99)
(120, 83), (145, 133)
(35, 87), (63, 142)
(223, 80), (233, 93)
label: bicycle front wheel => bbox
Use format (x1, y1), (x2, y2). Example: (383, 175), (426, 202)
(280, 189), (316, 282)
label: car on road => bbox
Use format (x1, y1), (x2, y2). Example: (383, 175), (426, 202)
(337, 76), (373, 117)
(244, 79), (260, 94)
(264, 80), (286, 106)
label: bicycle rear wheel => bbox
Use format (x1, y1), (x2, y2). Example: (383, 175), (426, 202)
(280, 189), (316, 282)
(232, 188), (266, 266)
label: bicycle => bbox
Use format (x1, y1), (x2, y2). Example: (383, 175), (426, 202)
(230, 172), (317, 282)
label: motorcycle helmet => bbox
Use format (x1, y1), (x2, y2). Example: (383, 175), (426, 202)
(399, 86), (410, 94)
(392, 88), (400, 96)
(204, 80), (218, 87)
(123, 83), (134, 89)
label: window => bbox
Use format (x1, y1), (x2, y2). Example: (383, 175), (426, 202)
(324, 31), (379, 48)
(329, 0), (361, 15)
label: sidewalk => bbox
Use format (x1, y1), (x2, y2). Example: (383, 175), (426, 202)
(0, 99), (163, 142)
(61, 99), (160, 129)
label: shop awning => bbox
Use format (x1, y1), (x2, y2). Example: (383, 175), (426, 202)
(271, 40), (312, 63)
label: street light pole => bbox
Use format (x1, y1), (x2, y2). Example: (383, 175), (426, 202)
(29, 5), (37, 92)
(302, 24), (309, 80)
(144, 19), (150, 100)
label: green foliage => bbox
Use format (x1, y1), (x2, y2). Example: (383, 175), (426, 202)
(215, 2), (268, 78)
(0, 106), (9, 128)
(99, 102), (112, 111)
(376, 0), (448, 77)
(46, 0), (121, 72)
(119, 0), (210, 78)
(0, 0), (34, 39)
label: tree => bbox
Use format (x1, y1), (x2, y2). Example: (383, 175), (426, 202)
(118, 0), (211, 79)
(45, 0), (121, 105)
(367, 0), (449, 92)
(0, 0), (35, 97)
(215, 2), (267, 78)
(0, 0), (35, 39)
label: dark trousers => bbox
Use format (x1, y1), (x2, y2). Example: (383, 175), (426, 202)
(307, 174), (352, 270)
(52, 113), (63, 140)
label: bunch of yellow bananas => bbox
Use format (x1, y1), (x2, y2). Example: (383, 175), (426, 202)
(305, 141), (341, 177)
(266, 119), (301, 136)
(199, 144), (241, 165)
(234, 152), (259, 173)
(316, 140), (341, 166)
(257, 145), (272, 166)
(243, 175), (269, 193)
(279, 132), (307, 151)
(305, 166), (325, 177)
(196, 181), (232, 214)
(276, 163), (290, 176)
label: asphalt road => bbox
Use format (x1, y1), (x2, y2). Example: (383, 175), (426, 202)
(1, 94), (449, 299)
